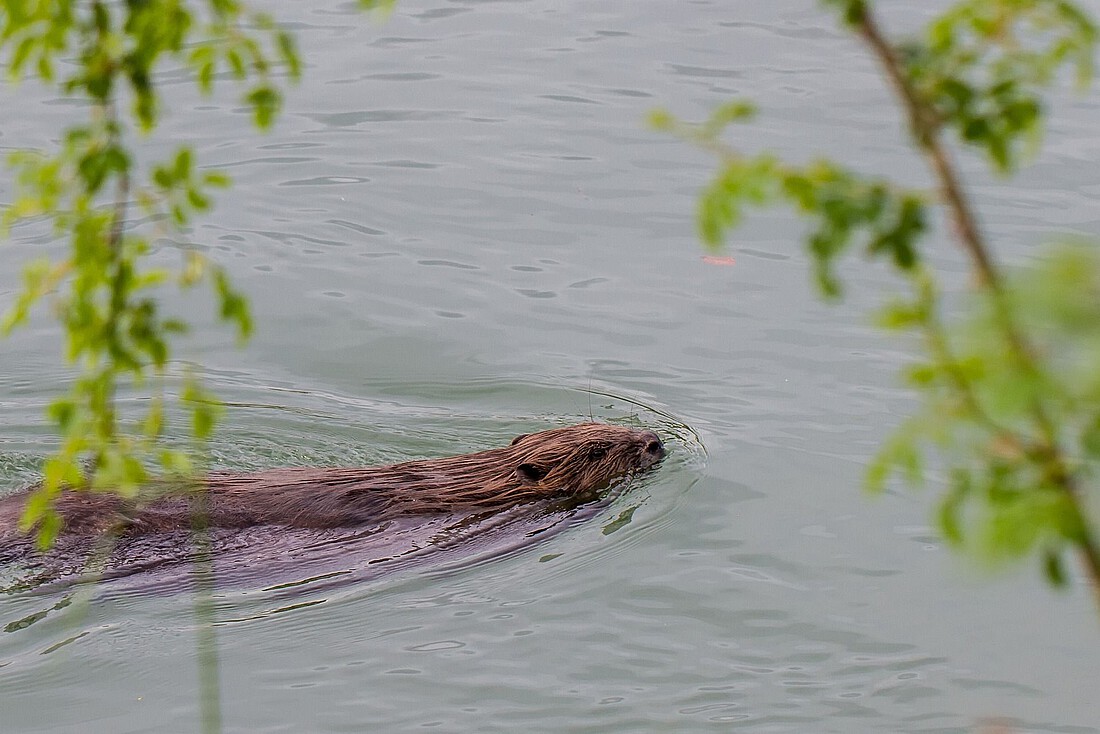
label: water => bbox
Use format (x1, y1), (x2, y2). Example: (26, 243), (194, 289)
(3, 1), (1100, 731)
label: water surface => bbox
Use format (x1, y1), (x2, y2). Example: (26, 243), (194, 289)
(2, 1), (1099, 732)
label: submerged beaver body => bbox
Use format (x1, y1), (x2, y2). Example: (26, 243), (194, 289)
(1, 423), (665, 543)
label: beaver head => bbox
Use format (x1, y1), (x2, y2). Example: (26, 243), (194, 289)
(506, 422), (665, 495)
(359, 422), (667, 516)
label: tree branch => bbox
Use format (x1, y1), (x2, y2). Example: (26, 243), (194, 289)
(851, 1), (1100, 610)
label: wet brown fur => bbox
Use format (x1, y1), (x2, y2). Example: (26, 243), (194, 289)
(0, 423), (665, 539)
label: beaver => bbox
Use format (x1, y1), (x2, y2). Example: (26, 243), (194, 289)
(0, 423), (665, 542)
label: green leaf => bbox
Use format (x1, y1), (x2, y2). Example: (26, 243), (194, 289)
(823, 0), (866, 26)
(162, 318), (190, 334)
(903, 363), (938, 387)
(937, 475), (967, 547)
(187, 187), (210, 211)
(245, 85), (280, 130)
(11, 36), (38, 75)
(359, 0), (398, 16)
(203, 170), (231, 188)
(192, 399), (218, 440)
(212, 267), (253, 340)
(189, 45), (217, 93)
(226, 47), (246, 79)
(173, 147), (193, 180)
(1042, 549), (1068, 588)
(20, 488), (52, 532)
(875, 299), (925, 330)
(646, 108), (675, 131)
(143, 402), (164, 438)
(35, 512), (63, 551)
(42, 455), (83, 492)
(153, 165), (174, 189)
(866, 424), (925, 493)
(702, 100), (756, 137)
(47, 398), (78, 431)
(159, 448), (194, 477)
(276, 30), (301, 80)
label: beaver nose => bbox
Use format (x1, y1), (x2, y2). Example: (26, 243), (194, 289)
(640, 431), (665, 461)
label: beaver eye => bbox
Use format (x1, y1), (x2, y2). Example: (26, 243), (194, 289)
(589, 446), (607, 460)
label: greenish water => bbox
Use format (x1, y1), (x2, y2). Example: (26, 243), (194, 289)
(2, 1), (1099, 732)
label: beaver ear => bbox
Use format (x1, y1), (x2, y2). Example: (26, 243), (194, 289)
(516, 463), (546, 484)
(510, 433), (530, 446)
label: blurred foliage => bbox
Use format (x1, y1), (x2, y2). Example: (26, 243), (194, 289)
(871, 250), (1100, 578)
(0, 0), (382, 550)
(903, 0), (1095, 172)
(652, 103), (926, 299)
(0, 4), (397, 732)
(656, 0), (1100, 605)
(0, 0), (292, 548)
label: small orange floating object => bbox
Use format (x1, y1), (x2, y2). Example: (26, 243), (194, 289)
(702, 255), (736, 266)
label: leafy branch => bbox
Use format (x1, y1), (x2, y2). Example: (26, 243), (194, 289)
(2, 3), (391, 731)
(844, 0), (1100, 609)
(657, 0), (1100, 616)
(0, 0), (306, 548)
